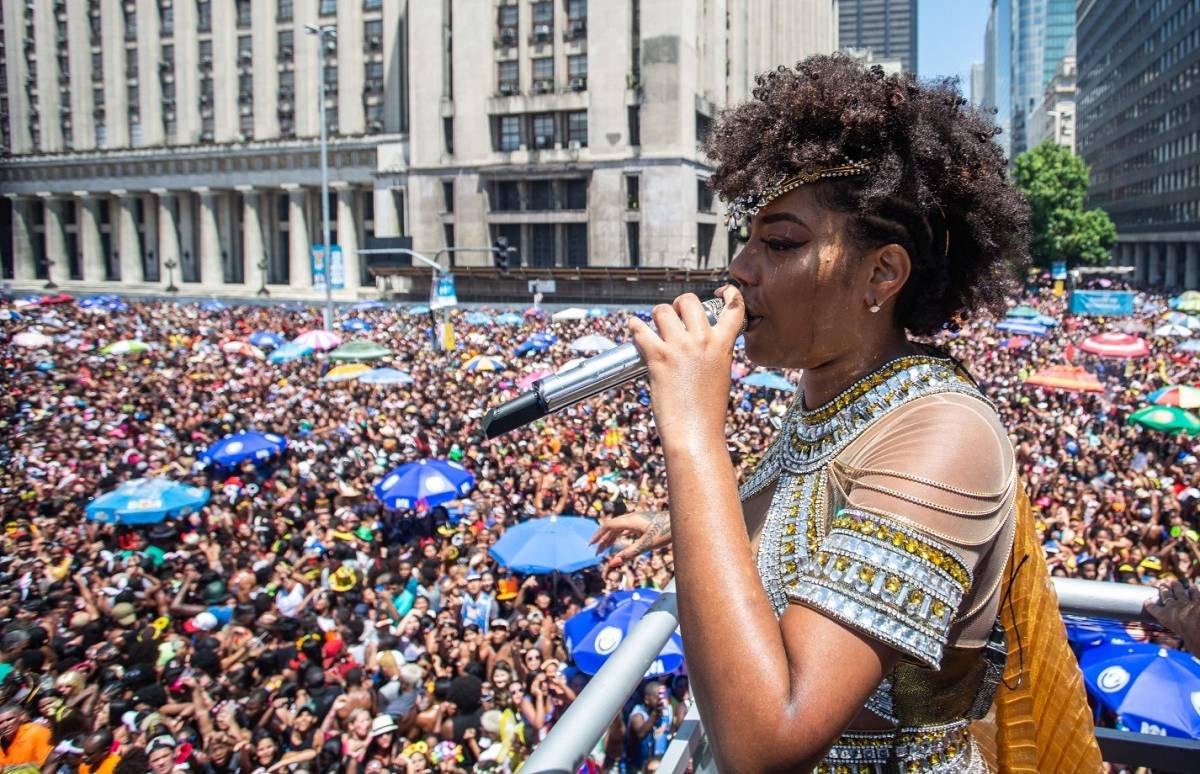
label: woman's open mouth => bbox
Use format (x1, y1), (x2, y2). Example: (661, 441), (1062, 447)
(744, 313), (763, 332)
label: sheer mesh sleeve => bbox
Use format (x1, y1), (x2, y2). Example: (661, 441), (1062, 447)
(787, 393), (1016, 668)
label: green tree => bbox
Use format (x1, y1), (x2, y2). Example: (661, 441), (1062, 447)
(1013, 140), (1117, 268)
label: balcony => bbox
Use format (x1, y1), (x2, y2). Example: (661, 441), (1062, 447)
(526, 578), (1200, 773)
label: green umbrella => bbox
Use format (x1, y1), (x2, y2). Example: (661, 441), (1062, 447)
(328, 340), (391, 361)
(1007, 305), (1040, 319)
(101, 339), (150, 355)
(1128, 405), (1200, 435)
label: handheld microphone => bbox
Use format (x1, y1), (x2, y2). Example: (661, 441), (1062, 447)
(481, 298), (728, 439)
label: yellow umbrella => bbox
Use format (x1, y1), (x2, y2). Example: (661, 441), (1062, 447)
(322, 363), (371, 382)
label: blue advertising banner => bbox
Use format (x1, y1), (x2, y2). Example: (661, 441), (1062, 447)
(311, 245), (344, 291)
(430, 274), (458, 310)
(1052, 261), (1068, 280)
(1070, 290), (1135, 316)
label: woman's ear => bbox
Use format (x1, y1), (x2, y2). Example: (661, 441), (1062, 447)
(866, 243), (912, 309)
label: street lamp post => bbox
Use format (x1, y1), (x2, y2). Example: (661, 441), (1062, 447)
(306, 23), (337, 332)
(42, 258), (57, 290)
(164, 257), (179, 293)
(257, 258), (270, 296)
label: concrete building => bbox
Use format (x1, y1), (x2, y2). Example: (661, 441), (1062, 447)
(982, 0), (1012, 159)
(1077, 0), (1200, 290)
(0, 0), (836, 299)
(836, 0), (917, 74)
(1009, 0), (1075, 159)
(1026, 42), (1075, 153)
(970, 61), (985, 107)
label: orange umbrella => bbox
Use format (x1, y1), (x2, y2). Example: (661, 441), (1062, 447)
(1023, 366), (1105, 393)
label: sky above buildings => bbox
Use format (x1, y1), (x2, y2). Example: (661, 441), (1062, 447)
(918, 0), (989, 89)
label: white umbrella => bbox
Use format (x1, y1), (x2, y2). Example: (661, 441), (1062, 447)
(570, 334), (618, 354)
(13, 331), (53, 348)
(552, 307), (589, 321)
(1154, 323), (1193, 338)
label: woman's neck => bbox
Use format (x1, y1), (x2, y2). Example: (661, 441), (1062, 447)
(800, 331), (925, 410)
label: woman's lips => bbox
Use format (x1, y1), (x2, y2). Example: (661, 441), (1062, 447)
(745, 315), (763, 332)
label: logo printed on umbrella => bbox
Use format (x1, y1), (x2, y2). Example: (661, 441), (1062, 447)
(1097, 665), (1131, 693)
(382, 474), (400, 490)
(422, 474), (453, 495)
(225, 441), (244, 455)
(594, 626), (624, 655)
(1192, 691), (1200, 717)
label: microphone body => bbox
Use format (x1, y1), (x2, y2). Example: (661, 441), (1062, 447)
(482, 298), (726, 438)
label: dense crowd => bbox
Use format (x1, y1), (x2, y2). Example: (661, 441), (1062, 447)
(0, 277), (1196, 772)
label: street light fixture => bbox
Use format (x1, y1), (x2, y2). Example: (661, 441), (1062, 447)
(306, 22), (337, 332)
(163, 257), (179, 293)
(257, 258), (270, 297)
(42, 257), (57, 290)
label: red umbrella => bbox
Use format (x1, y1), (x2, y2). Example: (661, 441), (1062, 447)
(1079, 332), (1150, 359)
(38, 293), (75, 305)
(1024, 366), (1105, 393)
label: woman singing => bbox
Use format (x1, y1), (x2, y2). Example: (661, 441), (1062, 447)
(617, 55), (1101, 772)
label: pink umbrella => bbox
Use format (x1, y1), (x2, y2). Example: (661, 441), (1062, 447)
(1079, 332), (1150, 359)
(518, 369), (554, 390)
(293, 329), (342, 351)
(221, 340), (265, 359)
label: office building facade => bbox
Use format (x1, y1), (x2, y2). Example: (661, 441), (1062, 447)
(1027, 43), (1075, 152)
(1010, 0), (1075, 158)
(1077, 0), (1200, 289)
(983, 0), (1012, 158)
(0, 0), (836, 299)
(837, 0), (917, 73)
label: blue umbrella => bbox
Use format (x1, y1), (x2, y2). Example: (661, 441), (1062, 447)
(515, 332), (558, 356)
(489, 515), (603, 574)
(465, 312), (493, 325)
(375, 459), (475, 510)
(409, 305), (431, 315)
(587, 307), (610, 318)
(0, 309), (22, 321)
(1033, 314), (1059, 327)
(201, 300), (228, 312)
(565, 590), (684, 677)
(86, 478), (211, 525)
(200, 431), (288, 468)
(1063, 615), (1129, 651)
(496, 312), (523, 325)
(635, 309), (654, 321)
(1178, 339), (1200, 353)
(351, 300), (386, 311)
(1082, 641), (1200, 737)
(740, 370), (796, 392)
(268, 340), (314, 363)
(995, 320), (1049, 336)
(248, 331), (286, 349)
(358, 367), (415, 385)
(341, 317), (374, 333)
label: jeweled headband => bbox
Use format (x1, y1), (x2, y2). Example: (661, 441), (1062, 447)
(723, 161), (872, 231)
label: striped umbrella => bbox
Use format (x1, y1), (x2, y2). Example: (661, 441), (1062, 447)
(1023, 366), (1105, 393)
(1153, 323), (1193, 338)
(463, 355), (506, 372)
(1149, 385), (1200, 409)
(1079, 333), (1150, 359)
(293, 329), (343, 351)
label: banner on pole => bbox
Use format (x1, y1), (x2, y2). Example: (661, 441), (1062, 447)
(1069, 290), (1135, 316)
(311, 245), (345, 291)
(430, 274), (458, 310)
(1051, 261), (1068, 280)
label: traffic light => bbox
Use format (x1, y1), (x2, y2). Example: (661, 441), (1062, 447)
(495, 236), (514, 274)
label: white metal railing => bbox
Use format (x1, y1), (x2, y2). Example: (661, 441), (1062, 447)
(524, 578), (1200, 774)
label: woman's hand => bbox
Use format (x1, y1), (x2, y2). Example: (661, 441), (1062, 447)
(590, 511), (672, 567)
(628, 288), (745, 454)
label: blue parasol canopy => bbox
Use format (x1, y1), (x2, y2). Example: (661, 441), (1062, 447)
(358, 367), (415, 385)
(200, 431), (288, 468)
(565, 589), (683, 677)
(268, 340), (314, 363)
(489, 515), (603, 574)
(375, 458), (475, 510)
(739, 370), (796, 392)
(86, 478), (211, 525)
(1081, 641), (1200, 738)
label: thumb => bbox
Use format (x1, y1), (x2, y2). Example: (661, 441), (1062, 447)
(715, 286), (745, 341)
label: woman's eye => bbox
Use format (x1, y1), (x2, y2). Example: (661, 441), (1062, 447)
(761, 238), (802, 251)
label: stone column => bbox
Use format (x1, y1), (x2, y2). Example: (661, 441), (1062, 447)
(40, 196), (70, 287)
(10, 197), (36, 281)
(285, 185), (311, 289)
(1186, 243), (1200, 292)
(76, 193), (106, 284)
(1136, 243), (1149, 286)
(196, 188), (224, 287)
(239, 187), (266, 292)
(335, 186), (360, 290)
(115, 193), (143, 283)
(153, 190), (180, 289)
(1166, 243), (1182, 291)
(1148, 243), (1163, 287)
(373, 186), (402, 237)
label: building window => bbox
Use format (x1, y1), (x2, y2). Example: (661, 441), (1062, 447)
(533, 1), (553, 24)
(279, 30), (294, 58)
(532, 58), (554, 92)
(443, 180), (455, 213)
(319, 0), (337, 16)
(697, 223), (715, 268)
(567, 111), (587, 147)
(498, 5), (518, 44)
(124, 6), (137, 41)
(365, 0), (383, 9)
(443, 116), (454, 154)
(565, 223), (588, 267)
(529, 180), (553, 210)
(628, 106), (640, 146)
(236, 0), (252, 28)
(567, 0), (587, 39)
(697, 179), (713, 211)
(498, 60), (518, 94)
(492, 180), (520, 211)
(530, 224), (555, 267)
(277, 0), (293, 21)
(568, 55), (587, 90)
(625, 175), (639, 209)
(159, 1), (173, 36)
(197, 1), (211, 32)
(564, 179), (587, 210)
(498, 115), (520, 151)
(532, 113), (555, 149)
(626, 221), (640, 267)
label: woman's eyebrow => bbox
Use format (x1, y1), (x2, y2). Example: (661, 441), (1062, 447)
(760, 212), (809, 228)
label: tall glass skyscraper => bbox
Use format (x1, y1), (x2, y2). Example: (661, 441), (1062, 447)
(984, 0), (1013, 159)
(1010, 0), (1076, 158)
(838, 0), (918, 73)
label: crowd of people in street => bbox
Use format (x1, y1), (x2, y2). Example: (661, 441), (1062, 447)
(1, 275), (1198, 772)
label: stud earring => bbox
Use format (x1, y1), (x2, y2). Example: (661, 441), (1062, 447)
(869, 302), (881, 314)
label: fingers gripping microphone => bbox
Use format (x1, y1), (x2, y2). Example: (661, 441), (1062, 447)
(481, 298), (728, 439)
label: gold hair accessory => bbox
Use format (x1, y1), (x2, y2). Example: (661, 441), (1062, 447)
(724, 161), (872, 231)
